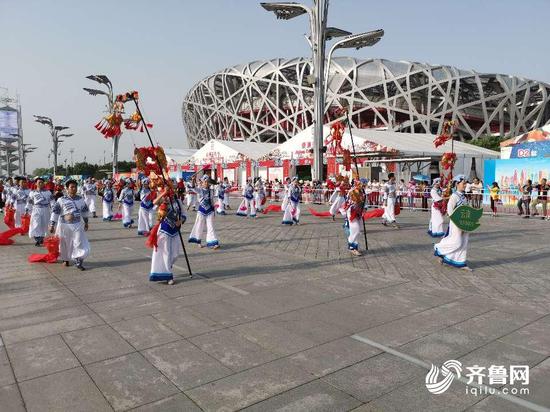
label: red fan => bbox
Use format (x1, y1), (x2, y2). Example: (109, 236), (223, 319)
(262, 204), (282, 214)
(308, 207), (332, 218)
(112, 213), (123, 220)
(363, 208), (384, 220)
(28, 236), (60, 263)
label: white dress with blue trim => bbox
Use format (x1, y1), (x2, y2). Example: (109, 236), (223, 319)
(428, 187), (445, 237)
(434, 191), (469, 267)
(188, 187), (219, 247)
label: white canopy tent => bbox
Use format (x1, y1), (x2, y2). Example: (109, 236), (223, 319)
(191, 139), (277, 165)
(268, 125), (499, 179)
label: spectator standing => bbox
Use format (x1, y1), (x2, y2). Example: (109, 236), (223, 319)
(487, 182), (500, 217)
(471, 178), (483, 208)
(531, 178), (548, 220)
(518, 180), (533, 218)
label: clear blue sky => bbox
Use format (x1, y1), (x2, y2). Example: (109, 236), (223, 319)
(2, 0), (549, 170)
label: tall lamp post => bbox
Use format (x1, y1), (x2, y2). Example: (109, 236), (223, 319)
(33, 115), (71, 177)
(260, 1), (383, 181)
(83, 75), (120, 176)
(21, 144), (37, 175)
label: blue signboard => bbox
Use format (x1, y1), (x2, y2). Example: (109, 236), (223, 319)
(510, 141), (550, 159)
(0, 107), (19, 139)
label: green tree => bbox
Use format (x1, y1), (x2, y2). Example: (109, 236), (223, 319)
(470, 135), (504, 152)
(32, 167), (52, 176)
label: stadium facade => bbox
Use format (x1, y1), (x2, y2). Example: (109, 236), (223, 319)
(182, 57), (550, 148)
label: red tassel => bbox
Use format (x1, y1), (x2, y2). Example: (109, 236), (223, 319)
(262, 204), (282, 214)
(145, 222), (160, 250)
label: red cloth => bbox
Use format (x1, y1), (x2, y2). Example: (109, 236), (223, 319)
(262, 204), (282, 214)
(20, 214), (30, 235)
(308, 207), (332, 217)
(145, 222), (161, 250)
(28, 236), (60, 263)
(3, 207), (15, 229)
(0, 228), (22, 246)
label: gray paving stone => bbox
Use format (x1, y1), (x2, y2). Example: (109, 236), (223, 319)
(232, 319), (317, 356)
(357, 375), (485, 412)
(19, 367), (112, 412)
(111, 316), (182, 350)
(399, 326), (490, 365)
(63, 324), (135, 364)
(7, 334), (79, 382)
(186, 358), (315, 411)
(189, 328), (278, 372)
(1, 313), (104, 344)
(459, 340), (547, 371)
(0, 384), (25, 412)
(0, 347), (15, 387)
(322, 353), (425, 403)
(130, 393), (201, 412)
(152, 308), (220, 338)
(289, 337), (382, 378)
(241, 379), (362, 412)
(142, 339), (232, 390)
(498, 315), (550, 356)
(86, 352), (179, 411)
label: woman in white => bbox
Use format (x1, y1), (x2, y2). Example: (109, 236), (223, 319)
(137, 178), (155, 235)
(382, 173), (398, 228)
(12, 177), (30, 228)
(49, 180), (90, 270)
(26, 177), (52, 246)
(282, 177), (301, 225)
(188, 176), (220, 248)
(428, 178), (446, 238)
(118, 180), (135, 228)
(101, 180), (114, 221)
(82, 178), (98, 218)
(329, 178), (349, 220)
(434, 174), (472, 271)
(185, 176), (197, 211)
(236, 178), (256, 218)
(254, 177), (266, 213)
(149, 188), (186, 285)
(216, 177), (229, 215)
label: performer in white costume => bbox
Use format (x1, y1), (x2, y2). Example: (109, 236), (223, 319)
(82, 177), (98, 218)
(343, 181), (366, 256)
(254, 177), (266, 213)
(280, 177), (291, 210)
(382, 173), (398, 228)
(188, 176), (220, 248)
(49, 180), (90, 270)
(2, 177), (13, 209)
(118, 180), (135, 228)
(26, 177), (52, 246)
(236, 178), (256, 217)
(149, 188), (187, 285)
(434, 174), (472, 271)
(282, 177), (301, 225)
(185, 176), (198, 211)
(101, 180), (115, 221)
(216, 177), (229, 215)
(12, 177), (30, 228)
(137, 178), (155, 235)
(428, 178), (446, 238)
(329, 177), (350, 220)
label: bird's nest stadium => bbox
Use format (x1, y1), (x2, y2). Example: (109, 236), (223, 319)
(182, 57), (550, 148)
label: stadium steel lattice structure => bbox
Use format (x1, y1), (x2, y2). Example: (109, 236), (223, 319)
(182, 57), (550, 148)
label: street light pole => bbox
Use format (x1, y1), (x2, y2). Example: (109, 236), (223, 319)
(33, 115), (70, 177)
(84, 75), (120, 176)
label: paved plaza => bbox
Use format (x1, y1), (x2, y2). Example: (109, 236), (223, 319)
(1, 201), (549, 412)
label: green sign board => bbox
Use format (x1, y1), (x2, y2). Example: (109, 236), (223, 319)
(450, 205), (483, 232)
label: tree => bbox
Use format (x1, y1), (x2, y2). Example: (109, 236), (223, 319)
(470, 135), (504, 152)
(32, 167), (52, 176)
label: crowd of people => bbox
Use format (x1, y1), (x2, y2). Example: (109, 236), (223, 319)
(1, 170), (548, 283)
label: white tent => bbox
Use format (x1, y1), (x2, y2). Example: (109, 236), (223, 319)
(268, 125), (498, 159)
(164, 148), (197, 165)
(191, 139), (277, 164)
